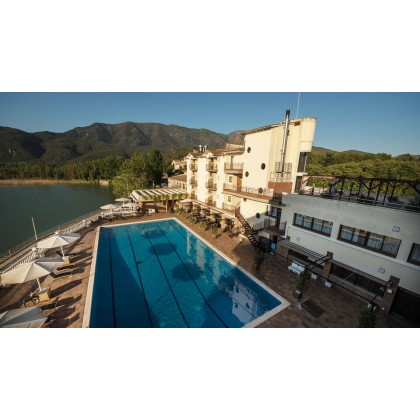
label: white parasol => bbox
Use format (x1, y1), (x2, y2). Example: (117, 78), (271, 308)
(0, 307), (48, 328)
(0, 256), (64, 291)
(37, 232), (81, 257)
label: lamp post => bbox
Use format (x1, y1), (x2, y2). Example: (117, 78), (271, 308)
(116, 176), (129, 197)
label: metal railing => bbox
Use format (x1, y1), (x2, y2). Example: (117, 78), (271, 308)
(252, 218), (276, 231)
(223, 184), (275, 199)
(298, 190), (420, 213)
(0, 209), (103, 273)
(190, 164), (197, 171)
(222, 203), (237, 211)
(270, 174), (293, 183)
(224, 162), (244, 172)
(206, 163), (217, 172)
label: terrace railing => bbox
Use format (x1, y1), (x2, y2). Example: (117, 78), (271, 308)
(0, 209), (103, 273)
(223, 184), (275, 200)
(224, 162), (244, 174)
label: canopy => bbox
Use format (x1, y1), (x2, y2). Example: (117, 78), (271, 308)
(0, 256), (64, 291)
(0, 307), (48, 328)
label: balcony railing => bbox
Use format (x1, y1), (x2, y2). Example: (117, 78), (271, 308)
(189, 177), (196, 185)
(205, 199), (214, 206)
(224, 162), (244, 174)
(222, 203), (237, 212)
(252, 218), (276, 231)
(190, 194), (196, 199)
(270, 174), (293, 183)
(223, 183), (275, 200)
(190, 163), (197, 171)
(206, 163), (217, 172)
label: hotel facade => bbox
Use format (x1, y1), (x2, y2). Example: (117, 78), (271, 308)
(184, 111), (420, 325)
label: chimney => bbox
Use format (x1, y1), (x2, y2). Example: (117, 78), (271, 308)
(281, 109), (291, 174)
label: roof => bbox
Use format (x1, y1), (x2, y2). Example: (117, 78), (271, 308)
(168, 174), (187, 182)
(240, 117), (316, 135)
(130, 188), (188, 202)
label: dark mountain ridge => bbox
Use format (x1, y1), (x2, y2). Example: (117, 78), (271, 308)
(0, 122), (234, 163)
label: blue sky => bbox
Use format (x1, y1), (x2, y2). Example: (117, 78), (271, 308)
(0, 92), (418, 155)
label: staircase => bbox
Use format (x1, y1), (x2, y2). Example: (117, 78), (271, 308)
(235, 208), (260, 250)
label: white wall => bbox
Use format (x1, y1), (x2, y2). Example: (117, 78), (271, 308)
(281, 194), (420, 294)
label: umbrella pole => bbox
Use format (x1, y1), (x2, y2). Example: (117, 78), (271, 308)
(60, 244), (65, 257)
(36, 278), (42, 292)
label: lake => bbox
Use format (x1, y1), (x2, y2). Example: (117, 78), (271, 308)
(0, 183), (116, 256)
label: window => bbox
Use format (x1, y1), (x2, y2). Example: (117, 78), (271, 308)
(294, 214), (303, 226)
(267, 206), (280, 218)
(338, 225), (401, 257)
(261, 163), (266, 170)
(293, 213), (333, 237)
(229, 176), (233, 183)
(297, 152), (310, 172)
(331, 264), (385, 297)
(247, 147), (251, 153)
(228, 196), (231, 203)
(408, 243), (420, 265)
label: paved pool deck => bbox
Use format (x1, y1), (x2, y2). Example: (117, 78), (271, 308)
(0, 212), (388, 328)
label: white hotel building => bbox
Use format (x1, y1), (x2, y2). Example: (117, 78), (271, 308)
(185, 110), (420, 325)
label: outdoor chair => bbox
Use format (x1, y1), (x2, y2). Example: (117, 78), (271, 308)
(23, 292), (40, 307)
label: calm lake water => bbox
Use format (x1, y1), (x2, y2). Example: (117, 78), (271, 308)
(0, 184), (116, 255)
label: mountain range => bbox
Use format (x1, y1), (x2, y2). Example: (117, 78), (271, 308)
(0, 122), (338, 164)
(0, 122), (249, 163)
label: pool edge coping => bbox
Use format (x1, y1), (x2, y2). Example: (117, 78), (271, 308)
(83, 217), (290, 328)
(82, 226), (101, 328)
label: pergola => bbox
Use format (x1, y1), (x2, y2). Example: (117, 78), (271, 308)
(130, 188), (188, 212)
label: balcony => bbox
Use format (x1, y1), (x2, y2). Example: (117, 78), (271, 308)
(223, 183), (280, 202)
(205, 181), (217, 191)
(205, 198), (214, 206)
(224, 162), (244, 175)
(190, 163), (197, 171)
(206, 163), (217, 172)
(190, 193), (196, 199)
(189, 177), (196, 185)
(270, 174), (293, 183)
(222, 203), (237, 212)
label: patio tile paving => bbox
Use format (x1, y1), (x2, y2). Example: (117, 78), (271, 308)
(0, 212), (388, 328)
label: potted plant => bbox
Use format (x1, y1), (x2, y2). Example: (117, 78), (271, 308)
(253, 249), (265, 271)
(294, 270), (310, 300)
(358, 307), (376, 328)
(211, 224), (218, 238)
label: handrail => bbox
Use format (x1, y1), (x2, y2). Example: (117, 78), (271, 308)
(0, 209), (103, 273)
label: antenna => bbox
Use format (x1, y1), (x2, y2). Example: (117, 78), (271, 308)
(296, 92), (301, 119)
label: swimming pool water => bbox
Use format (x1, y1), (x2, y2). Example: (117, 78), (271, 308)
(89, 219), (283, 327)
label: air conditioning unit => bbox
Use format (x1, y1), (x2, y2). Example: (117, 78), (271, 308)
(284, 162), (292, 173)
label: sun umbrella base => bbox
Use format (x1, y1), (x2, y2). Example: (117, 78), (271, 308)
(35, 287), (51, 302)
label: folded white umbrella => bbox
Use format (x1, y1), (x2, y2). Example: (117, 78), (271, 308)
(0, 307), (48, 328)
(100, 203), (120, 210)
(0, 256), (64, 291)
(37, 232), (81, 257)
(115, 197), (131, 204)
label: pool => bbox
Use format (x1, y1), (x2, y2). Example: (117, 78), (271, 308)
(84, 219), (288, 327)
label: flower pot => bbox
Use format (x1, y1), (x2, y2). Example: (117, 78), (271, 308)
(293, 290), (303, 299)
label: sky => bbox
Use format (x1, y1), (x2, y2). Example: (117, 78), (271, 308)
(0, 92), (418, 155)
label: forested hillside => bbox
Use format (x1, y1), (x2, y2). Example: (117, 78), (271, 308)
(307, 150), (420, 180)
